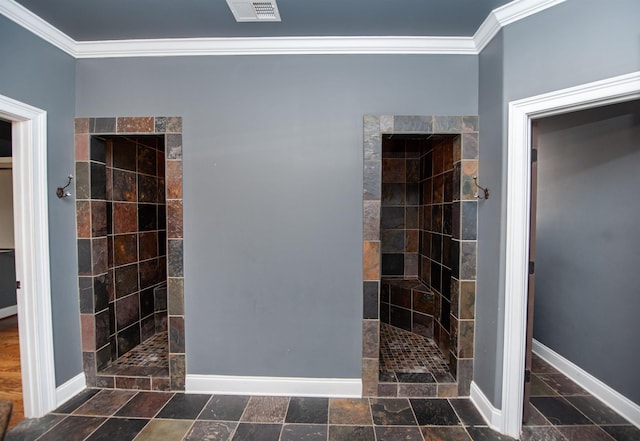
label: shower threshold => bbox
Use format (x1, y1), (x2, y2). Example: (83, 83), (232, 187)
(378, 323), (458, 397)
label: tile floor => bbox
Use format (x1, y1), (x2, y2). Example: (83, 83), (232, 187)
(110, 332), (169, 370)
(380, 324), (450, 375)
(6, 354), (639, 441)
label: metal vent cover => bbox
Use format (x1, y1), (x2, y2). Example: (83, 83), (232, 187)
(226, 0), (281, 22)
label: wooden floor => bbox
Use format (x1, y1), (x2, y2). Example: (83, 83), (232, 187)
(0, 315), (23, 429)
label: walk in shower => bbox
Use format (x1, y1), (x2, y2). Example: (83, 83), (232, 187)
(75, 117), (185, 390)
(362, 115), (478, 398)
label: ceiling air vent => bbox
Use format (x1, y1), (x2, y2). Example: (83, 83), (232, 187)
(226, 0), (281, 22)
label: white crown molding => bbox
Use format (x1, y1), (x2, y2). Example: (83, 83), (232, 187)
(1, 0), (566, 58)
(0, 0), (76, 56)
(74, 36), (476, 58)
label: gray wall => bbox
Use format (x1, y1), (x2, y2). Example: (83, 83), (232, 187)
(475, 0), (640, 407)
(535, 100), (640, 404)
(0, 16), (80, 385)
(76, 55), (478, 378)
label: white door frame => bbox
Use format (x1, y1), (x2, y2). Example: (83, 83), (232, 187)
(0, 93), (56, 417)
(501, 71), (640, 438)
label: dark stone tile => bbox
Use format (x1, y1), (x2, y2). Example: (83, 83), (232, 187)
(558, 426), (617, 441)
(138, 145), (157, 176)
(75, 161), (91, 200)
(138, 203), (158, 231)
(450, 399), (485, 426)
(465, 427), (517, 440)
(156, 393), (210, 419)
(566, 396), (629, 425)
(374, 426), (423, 441)
(90, 136), (106, 164)
(95, 309), (110, 348)
(329, 425), (375, 441)
(406, 183), (420, 205)
(139, 258), (162, 289)
(536, 373), (588, 396)
(90, 162), (106, 200)
(382, 183), (405, 206)
(413, 312), (434, 338)
(114, 233), (137, 266)
(93, 274), (109, 312)
(531, 355), (557, 374)
(140, 287), (155, 318)
(167, 278), (183, 315)
(169, 316), (185, 353)
(396, 373), (435, 383)
(383, 158), (406, 183)
(328, 399), (372, 425)
(285, 397), (329, 424)
(113, 203), (137, 234)
(37, 416), (106, 441)
(168, 240), (184, 277)
(154, 284), (167, 311)
(115, 376), (151, 390)
(141, 315), (155, 341)
(134, 419), (192, 441)
(390, 306), (411, 331)
(115, 264), (139, 298)
(370, 398), (416, 425)
(531, 396), (592, 425)
(519, 426), (565, 441)
(184, 421), (236, 441)
(116, 324), (140, 357)
(461, 202), (477, 240)
(410, 399), (459, 425)
(166, 134), (182, 159)
(232, 423), (281, 441)
(91, 237), (108, 275)
(167, 199), (183, 238)
(420, 426), (472, 441)
(5, 414), (65, 441)
(523, 403), (551, 426)
(112, 138), (137, 171)
(601, 425), (640, 441)
(382, 230), (405, 253)
(398, 383), (437, 397)
(73, 389), (136, 416)
(53, 389), (101, 414)
(363, 282), (379, 319)
(198, 395), (249, 421)
(381, 206), (405, 229)
(78, 239), (92, 275)
(90, 118), (116, 133)
(138, 175), (158, 203)
(169, 354), (185, 390)
(530, 374), (558, 396)
(241, 397), (289, 423)
(460, 242), (476, 280)
(85, 417), (148, 441)
(79, 277), (94, 313)
(281, 424), (327, 441)
(91, 201), (108, 237)
(394, 116), (432, 132)
(382, 254), (404, 278)
(362, 320), (379, 358)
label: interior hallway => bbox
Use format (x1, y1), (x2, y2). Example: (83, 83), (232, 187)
(0, 315), (23, 429)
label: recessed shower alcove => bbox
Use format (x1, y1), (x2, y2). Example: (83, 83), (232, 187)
(362, 115), (478, 398)
(74, 117), (184, 390)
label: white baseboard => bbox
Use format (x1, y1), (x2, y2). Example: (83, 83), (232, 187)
(186, 375), (362, 398)
(469, 381), (504, 432)
(55, 372), (86, 407)
(0, 305), (17, 319)
(533, 339), (640, 428)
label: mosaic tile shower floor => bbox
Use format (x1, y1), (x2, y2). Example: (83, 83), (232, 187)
(112, 332), (169, 369)
(380, 323), (450, 375)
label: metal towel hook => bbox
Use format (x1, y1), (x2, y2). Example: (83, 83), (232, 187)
(473, 176), (489, 200)
(56, 174), (73, 199)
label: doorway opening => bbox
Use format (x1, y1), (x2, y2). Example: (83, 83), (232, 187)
(74, 117), (184, 391)
(499, 72), (640, 438)
(363, 115), (479, 398)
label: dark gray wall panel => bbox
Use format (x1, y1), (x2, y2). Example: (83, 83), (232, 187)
(535, 100), (640, 404)
(76, 54), (478, 378)
(0, 16), (80, 386)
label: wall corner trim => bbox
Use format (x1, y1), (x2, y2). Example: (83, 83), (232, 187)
(533, 340), (640, 428)
(469, 381), (505, 432)
(1, 0), (566, 58)
(186, 375), (362, 398)
(55, 373), (86, 408)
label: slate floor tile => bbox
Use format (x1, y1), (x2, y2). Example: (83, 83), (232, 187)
(183, 421), (237, 441)
(285, 397), (329, 424)
(329, 398), (372, 425)
(530, 374), (559, 396)
(536, 373), (589, 396)
(133, 419), (193, 441)
(85, 417), (149, 441)
(328, 425), (375, 441)
(370, 398), (417, 425)
(520, 426), (566, 441)
(52, 388), (101, 414)
(531, 396), (592, 425)
(115, 391), (173, 418)
(374, 426), (423, 440)
(523, 404), (552, 426)
(241, 396), (289, 423)
(231, 423), (281, 441)
(450, 398), (486, 426)
(280, 423), (327, 441)
(37, 416), (106, 441)
(465, 426), (518, 440)
(73, 389), (136, 416)
(601, 425), (640, 441)
(420, 426), (472, 441)
(557, 425), (617, 441)
(156, 393), (211, 419)
(4, 414), (65, 441)
(199, 395), (250, 421)
(566, 396), (630, 425)
(410, 398), (459, 425)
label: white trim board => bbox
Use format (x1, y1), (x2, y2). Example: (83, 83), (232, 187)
(0, 305), (17, 319)
(0, 93), (57, 418)
(469, 381), (504, 432)
(533, 340), (640, 428)
(0, 0), (566, 58)
(186, 375), (362, 398)
(55, 373), (86, 408)
(500, 71), (640, 438)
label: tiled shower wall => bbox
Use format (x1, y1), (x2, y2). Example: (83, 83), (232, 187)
(363, 115), (478, 397)
(75, 117), (185, 391)
(101, 135), (167, 361)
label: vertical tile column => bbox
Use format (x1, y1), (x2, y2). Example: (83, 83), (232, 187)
(450, 117), (479, 395)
